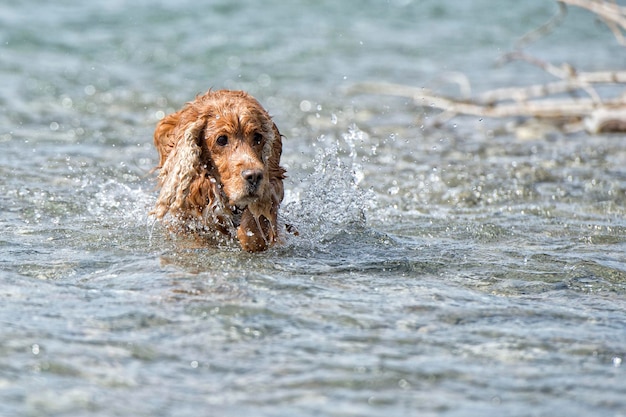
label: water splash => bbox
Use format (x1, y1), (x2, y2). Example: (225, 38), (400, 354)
(88, 178), (153, 227)
(282, 125), (374, 245)
(74, 125), (378, 252)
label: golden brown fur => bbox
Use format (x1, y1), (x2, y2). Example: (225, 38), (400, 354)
(152, 89), (286, 252)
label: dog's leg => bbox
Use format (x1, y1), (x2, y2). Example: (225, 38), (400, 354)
(237, 208), (277, 252)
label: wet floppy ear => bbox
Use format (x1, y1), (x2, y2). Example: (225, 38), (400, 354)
(268, 122), (286, 209)
(268, 122), (285, 179)
(153, 117), (206, 218)
(154, 110), (184, 168)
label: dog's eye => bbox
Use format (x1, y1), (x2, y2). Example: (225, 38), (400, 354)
(216, 135), (228, 146)
(253, 133), (263, 146)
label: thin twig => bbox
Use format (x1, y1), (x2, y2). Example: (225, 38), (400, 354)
(502, 52), (602, 103)
(514, 1), (568, 50)
(559, 0), (626, 44)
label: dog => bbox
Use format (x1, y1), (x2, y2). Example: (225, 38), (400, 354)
(152, 89), (286, 252)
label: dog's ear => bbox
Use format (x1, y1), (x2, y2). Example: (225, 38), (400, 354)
(153, 117), (206, 218)
(268, 122), (286, 181)
(268, 122), (286, 216)
(154, 110), (186, 168)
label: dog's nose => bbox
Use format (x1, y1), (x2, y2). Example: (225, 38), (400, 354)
(242, 169), (264, 189)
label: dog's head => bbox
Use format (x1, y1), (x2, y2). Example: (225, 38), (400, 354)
(199, 91), (276, 207)
(153, 90), (284, 218)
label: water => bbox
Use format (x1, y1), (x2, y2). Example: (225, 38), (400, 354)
(2, 1), (626, 416)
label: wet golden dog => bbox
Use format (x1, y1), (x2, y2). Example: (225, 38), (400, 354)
(152, 89), (286, 252)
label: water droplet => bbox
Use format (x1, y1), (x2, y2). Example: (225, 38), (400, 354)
(84, 85), (96, 96)
(398, 379), (410, 389)
(299, 100), (312, 112)
(61, 97), (73, 109)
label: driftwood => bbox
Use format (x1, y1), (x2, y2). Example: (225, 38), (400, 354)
(560, 0), (626, 46)
(349, 0), (626, 135)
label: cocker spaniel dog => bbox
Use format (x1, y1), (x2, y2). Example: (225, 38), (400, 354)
(152, 89), (286, 252)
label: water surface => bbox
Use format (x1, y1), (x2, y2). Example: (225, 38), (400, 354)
(1, 1), (626, 416)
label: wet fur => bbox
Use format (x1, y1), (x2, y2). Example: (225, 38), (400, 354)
(152, 90), (286, 252)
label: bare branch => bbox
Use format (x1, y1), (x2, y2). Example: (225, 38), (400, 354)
(348, 82), (624, 120)
(347, 0), (626, 135)
(559, 0), (626, 44)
